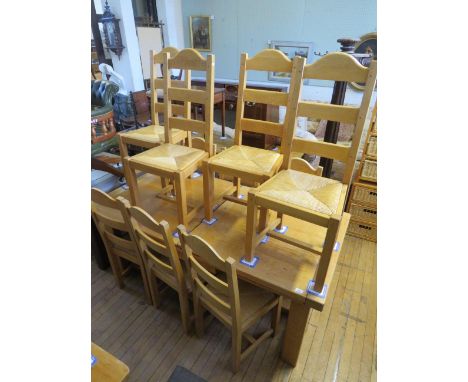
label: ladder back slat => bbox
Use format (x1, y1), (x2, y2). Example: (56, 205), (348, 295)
(240, 118), (284, 138)
(243, 89), (289, 107)
(291, 138), (350, 162)
(195, 278), (231, 315)
(104, 231), (134, 251)
(168, 117), (206, 134)
(191, 257), (229, 295)
(94, 214), (128, 232)
(146, 249), (174, 274)
(297, 102), (360, 124)
(168, 87), (206, 104)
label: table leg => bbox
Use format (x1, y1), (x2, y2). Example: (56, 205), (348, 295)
(281, 300), (310, 366)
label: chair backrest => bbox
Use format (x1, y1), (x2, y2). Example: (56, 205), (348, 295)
(162, 48), (215, 155)
(150, 47), (188, 125)
(234, 49), (305, 158)
(177, 225), (241, 327)
(286, 53), (377, 185)
(90, 188), (139, 262)
(126, 205), (185, 291)
(131, 90), (150, 116)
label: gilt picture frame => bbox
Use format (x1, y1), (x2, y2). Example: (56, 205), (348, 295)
(189, 15), (212, 52)
(268, 40), (313, 82)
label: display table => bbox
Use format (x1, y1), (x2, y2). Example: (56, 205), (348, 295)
(103, 174), (345, 367)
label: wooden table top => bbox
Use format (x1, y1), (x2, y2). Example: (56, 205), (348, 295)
(92, 342), (129, 382)
(109, 176), (344, 310)
(190, 192), (346, 311)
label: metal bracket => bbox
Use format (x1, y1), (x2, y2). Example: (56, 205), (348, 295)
(202, 217), (218, 225)
(274, 225), (288, 234)
(260, 235), (269, 244)
(191, 171), (201, 179)
(307, 280), (328, 298)
(240, 256), (260, 268)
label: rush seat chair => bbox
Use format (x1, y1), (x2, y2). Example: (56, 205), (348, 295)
(126, 204), (191, 334)
(202, 49), (305, 223)
(177, 225), (282, 373)
(244, 53), (377, 295)
(118, 47), (188, 159)
(123, 48), (215, 227)
(91, 188), (152, 304)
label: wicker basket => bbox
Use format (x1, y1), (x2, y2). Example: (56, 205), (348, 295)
(361, 159), (377, 181)
(351, 183), (377, 206)
(348, 220), (377, 242)
(349, 202), (377, 223)
(366, 136), (377, 158)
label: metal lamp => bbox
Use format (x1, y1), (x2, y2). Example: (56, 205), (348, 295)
(99, 0), (125, 59)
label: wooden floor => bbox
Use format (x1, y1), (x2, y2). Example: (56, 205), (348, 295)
(92, 235), (376, 382)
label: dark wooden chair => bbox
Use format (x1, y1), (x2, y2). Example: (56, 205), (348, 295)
(120, 90), (152, 130)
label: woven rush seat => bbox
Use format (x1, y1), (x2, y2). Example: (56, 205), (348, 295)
(208, 145), (282, 176)
(256, 169), (347, 215)
(128, 143), (206, 172)
(119, 125), (186, 145)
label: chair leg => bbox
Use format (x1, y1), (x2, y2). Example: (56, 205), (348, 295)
(193, 293), (204, 337)
(123, 158), (140, 206)
(276, 212), (284, 229)
(139, 265), (153, 305)
(148, 272), (161, 308)
(231, 328), (242, 373)
(272, 296), (283, 336)
(245, 192), (259, 261)
(178, 289), (191, 334)
(259, 207), (268, 232)
(233, 177), (241, 197)
(174, 172), (188, 226)
(108, 254), (125, 289)
(203, 160), (214, 221)
(118, 136), (129, 160)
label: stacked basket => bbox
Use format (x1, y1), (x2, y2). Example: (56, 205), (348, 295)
(346, 104), (377, 242)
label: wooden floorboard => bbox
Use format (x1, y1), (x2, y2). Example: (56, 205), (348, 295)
(92, 235), (376, 381)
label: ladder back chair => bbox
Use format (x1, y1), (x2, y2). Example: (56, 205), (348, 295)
(177, 225), (282, 373)
(123, 48), (215, 227)
(244, 53), (377, 295)
(91, 188), (152, 304)
(118, 47), (189, 159)
(127, 204), (191, 334)
(202, 49), (305, 223)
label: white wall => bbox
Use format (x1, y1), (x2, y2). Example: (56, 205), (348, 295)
(97, 0), (145, 92)
(156, 0), (185, 48)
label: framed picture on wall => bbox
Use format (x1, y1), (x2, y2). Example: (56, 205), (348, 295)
(268, 41), (313, 82)
(189, 15), (212, 52)
(350, 32), (377, 90)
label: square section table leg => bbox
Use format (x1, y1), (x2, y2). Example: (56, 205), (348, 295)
(245, 192), (259, 261)
(281, 300), (310, 366)
(203, 160), (214, 221)
(174, 172), (188, 226)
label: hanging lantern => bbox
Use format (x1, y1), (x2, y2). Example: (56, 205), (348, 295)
(99, 0), (125, 59)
